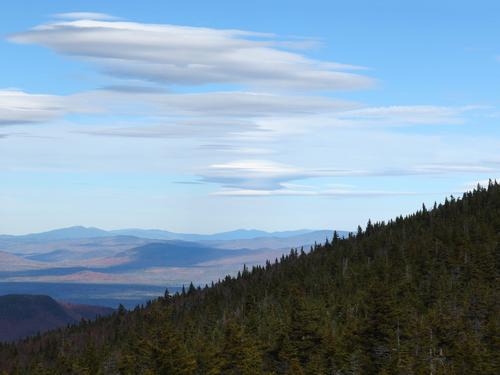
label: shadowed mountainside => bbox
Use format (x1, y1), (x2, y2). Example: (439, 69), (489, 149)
(0, 295), (113, 342)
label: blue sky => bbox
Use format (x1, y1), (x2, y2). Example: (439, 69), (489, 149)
(1, 0), (499, 234)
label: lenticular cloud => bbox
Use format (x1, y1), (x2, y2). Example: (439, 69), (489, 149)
(9, 16), (373, 91)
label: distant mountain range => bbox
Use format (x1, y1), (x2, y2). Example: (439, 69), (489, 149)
(0, 294), (113, 342)
(0, 226), (110, 242)
(0, 226), (334, 242)
(111, 228), (323, 241)
(201, 230), (340, 250)
(0, 226), (349, 302)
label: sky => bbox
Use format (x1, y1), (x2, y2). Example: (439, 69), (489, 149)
(1, 0), (499, 234)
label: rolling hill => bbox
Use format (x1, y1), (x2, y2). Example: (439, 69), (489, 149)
(108, 241), (254, 271)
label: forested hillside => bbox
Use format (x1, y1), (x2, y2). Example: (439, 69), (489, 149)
(0, 182), (498, 374)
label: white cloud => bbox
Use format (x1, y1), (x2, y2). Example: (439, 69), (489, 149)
(9, 17), (374, 91)
(200, 160), (363, 190)
(0, 90), (65, 125)
(203, 160), (308, 190)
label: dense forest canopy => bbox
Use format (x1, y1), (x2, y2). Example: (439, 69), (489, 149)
(0, 182), (498, 374)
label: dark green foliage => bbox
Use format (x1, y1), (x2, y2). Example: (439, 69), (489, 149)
(1, 182), (499, 374)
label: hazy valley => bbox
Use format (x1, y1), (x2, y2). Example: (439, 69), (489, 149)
(0, 227), (342, 309)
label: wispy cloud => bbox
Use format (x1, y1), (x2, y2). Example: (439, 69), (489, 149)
(1, 87), (484, 138)
(52, 12), (120, 21)
(198, 159), (500, 193)
(79, 119), (261, 139)
(198, 144), (274, 155)
(337, 105), (482, 125)
(9, 16), (374, 91)
(0, 90), (65, 125)
(212, 187), (417, 197)
(411, 164), (495, 174)
(69, 90), (358, 118)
